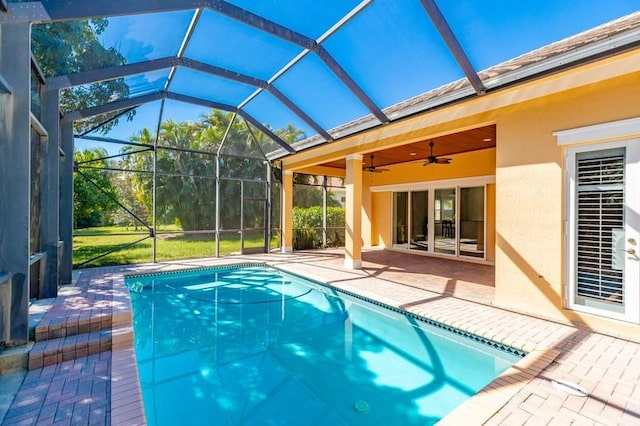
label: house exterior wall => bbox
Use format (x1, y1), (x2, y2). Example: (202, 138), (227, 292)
(372, 192), (391, 247)
(494, 69), (640, 336)
(282, 49), (640, 335)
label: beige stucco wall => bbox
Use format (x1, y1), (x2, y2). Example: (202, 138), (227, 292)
(372, 192), (391, 247)
(494, 70), (640, 336)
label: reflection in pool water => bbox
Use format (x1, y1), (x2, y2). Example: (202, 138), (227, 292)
(126, 265), (521, 426)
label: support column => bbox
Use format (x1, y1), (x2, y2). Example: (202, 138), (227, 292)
(345, 154), (363, 269)
(59, 121), (74, 284)
(281, 170), (294, 253)
(41, 89), (60, 297)
(0, 22), (31, 346)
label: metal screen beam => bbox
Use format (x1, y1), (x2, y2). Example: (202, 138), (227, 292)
(0, 22), (31, 345)
(163, 58), (333, 141)
(0, 0), (7, 12)
(46, 57), (178, 90)
(266, 86), (333, 141)
(313, 45), (388, 123)
(210, 0), (388, 123)
(419, 0), (486, 95)
(40, 89), (61, 297)
(76, 134), (154, 149)
(62, 89), (292, 153)
(183, 58), (332, 141)
(166, 92), (294, 153)
(77, 106), (136, 137)
(0, 0), (198, 23)
(165, 91), (238, 112)
(182, 57), (264, 88)
(62, 91), (164, 122)
(164, 8), (202, 92)
(47, 56), (332, 141)
(4, 1), (386, 127)
(59, 121), (74, 284)
(236, 111), (294, 154)
(210, 0), (310, 46)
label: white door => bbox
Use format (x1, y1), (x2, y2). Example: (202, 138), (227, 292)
(567, 140), (640, 323)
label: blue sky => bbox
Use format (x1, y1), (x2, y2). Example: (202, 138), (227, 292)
(85, 0), (640, 150)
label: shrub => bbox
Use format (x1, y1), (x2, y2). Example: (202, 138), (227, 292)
(292, 206), (345, 250)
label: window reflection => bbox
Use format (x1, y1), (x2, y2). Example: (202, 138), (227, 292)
(410, 191), (428, 251)
(459, 187), (485, 258)
(434, 188), (456, 255)
(393, 192), (408, 249)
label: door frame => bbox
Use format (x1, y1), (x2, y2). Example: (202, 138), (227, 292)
(565, 139), (640, 323)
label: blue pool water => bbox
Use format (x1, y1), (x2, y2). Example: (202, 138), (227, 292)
(126, 265), (522, 425)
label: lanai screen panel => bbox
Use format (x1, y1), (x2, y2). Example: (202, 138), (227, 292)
(30, 10), (193, 77)
(23, 0), (640, 159)
(11, 0), (640, 267)
(58, 70), (170, 114)
(270, 52), (372, 131)
(169, 68), (257, 108)
(323, 0), (464, 109)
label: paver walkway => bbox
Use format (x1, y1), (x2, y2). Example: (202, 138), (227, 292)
(3, 353), (111, 425)
(1, 249), (638, 425)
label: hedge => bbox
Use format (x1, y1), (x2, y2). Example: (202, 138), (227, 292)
(293, 206), (345, 249)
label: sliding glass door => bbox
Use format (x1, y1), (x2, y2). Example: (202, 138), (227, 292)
(434, 188), (456, 255)
(410, 191), (429, 251)
(392, 192), (408, 249)
(459, 187), (485, 258)
(391, 184), (487, 260)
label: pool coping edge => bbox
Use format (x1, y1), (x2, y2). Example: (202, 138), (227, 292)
(436, 348), (560, 425)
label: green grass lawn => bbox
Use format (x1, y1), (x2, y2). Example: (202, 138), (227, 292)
(73, 225), (271, 268)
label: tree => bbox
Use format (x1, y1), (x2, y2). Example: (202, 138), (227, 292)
(292, 173), (343, 208)
(74, 148), (119, 228)
(277, 123), (306, 144)
(31, 19), (133, 134)
(111, 171), (152, 230)
(120, 110), (313, 237)
(123, 111), (273, 232)
(156, 119), (217, 231)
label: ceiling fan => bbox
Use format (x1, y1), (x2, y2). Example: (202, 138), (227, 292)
(364, 154), (389, 173)
(423, 141), (452, 165)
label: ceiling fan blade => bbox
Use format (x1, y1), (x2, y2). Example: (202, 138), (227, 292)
(364, 167), (389, 173)
(364, 154), (390, 172)
(425, 141), (452, 165)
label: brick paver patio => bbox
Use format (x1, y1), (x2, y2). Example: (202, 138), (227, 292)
(3, 353), (110, 425)
(1, 249), (639, 425)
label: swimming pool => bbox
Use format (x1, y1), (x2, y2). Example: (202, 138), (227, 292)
(126, 264), (522, 425)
